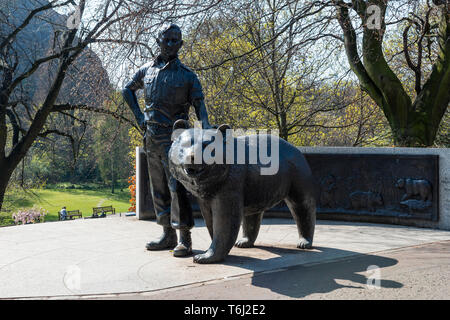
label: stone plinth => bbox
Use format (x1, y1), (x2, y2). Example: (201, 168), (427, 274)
(295, 147), (449, 230)
(136, 147), (155, 220)
(136, 146), (450, 230)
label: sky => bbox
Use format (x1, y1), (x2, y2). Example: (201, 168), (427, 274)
(48, 0), (427, 89)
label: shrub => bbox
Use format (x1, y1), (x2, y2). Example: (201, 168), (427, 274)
(12, 206), (48, 225)
(128, 173), (136, 212)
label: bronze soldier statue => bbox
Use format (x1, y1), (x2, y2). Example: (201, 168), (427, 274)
(122, 23), (211, 257)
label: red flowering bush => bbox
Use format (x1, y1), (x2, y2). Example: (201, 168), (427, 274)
(128, 127), (141, 213)
(128, 170), (136, 212)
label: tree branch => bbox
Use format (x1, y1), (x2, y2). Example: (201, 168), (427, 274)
(5, 108), (19, 146)
(0, 0), (73, 52)
(51, 104), (139, 129)
(412, 3), (450, 142)
(5, 1), (87, 167)
(333, 0), (384, 105)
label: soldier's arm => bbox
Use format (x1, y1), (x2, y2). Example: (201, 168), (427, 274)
(193, 99), (211, 129)
(122, 66), (147, 130)
(190, 74), (211, 129)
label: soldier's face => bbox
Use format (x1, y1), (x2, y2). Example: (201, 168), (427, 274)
(157, 29), (183, 59)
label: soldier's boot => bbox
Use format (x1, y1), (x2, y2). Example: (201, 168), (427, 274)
(145, 226), (177, 250)
(173, 230), (192, 257)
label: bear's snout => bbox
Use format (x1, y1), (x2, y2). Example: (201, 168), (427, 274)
(182, 163), (205, 177)
(182, 151), (195, 165)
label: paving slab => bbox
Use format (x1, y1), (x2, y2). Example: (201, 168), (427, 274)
(0, 216), (449, 299)
(120, 241), (450, 300)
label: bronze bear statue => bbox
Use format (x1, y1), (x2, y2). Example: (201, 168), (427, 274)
(168, 120), (317, 264)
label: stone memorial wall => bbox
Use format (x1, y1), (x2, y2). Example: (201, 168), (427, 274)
(136, 147), (450, 230)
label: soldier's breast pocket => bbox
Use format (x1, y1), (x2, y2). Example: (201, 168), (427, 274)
(144, 74), (158, 102)
(165, 78), (187, 105)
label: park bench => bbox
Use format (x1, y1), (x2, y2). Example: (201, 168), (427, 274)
(92, 205), (116, 218)
(59, 210), (82, 220)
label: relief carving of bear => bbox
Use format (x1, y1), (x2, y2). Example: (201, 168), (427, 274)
(395, 178), (432, 202)
(168, 120), (317, 264)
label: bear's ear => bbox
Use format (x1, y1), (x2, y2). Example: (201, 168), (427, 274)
(173, 119), (190, 131)
(216, 124), (231, 136)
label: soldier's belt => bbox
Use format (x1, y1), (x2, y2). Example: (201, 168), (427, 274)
(145, 121), (171, 128)
(144, 105), (189, 120)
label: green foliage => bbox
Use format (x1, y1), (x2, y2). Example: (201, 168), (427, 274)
(435, 107), (450, 147)
(7, 91), (135, 189)
(93, 114), (133, 191)
(1, 187), (131, 226)
(182, 18), (392, 147)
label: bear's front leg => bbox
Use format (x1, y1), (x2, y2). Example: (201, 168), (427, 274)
(194, 195), (243, 264)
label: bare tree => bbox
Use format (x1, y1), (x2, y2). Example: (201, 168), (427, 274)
(182, 0), (382, 145)
(0, 0), (226, 211)
(0, 0), (135, 210)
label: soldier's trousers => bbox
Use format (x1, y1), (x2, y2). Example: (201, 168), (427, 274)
(144, 135), (194, 230)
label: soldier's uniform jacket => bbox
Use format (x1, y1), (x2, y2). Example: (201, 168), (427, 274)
(125, 55), (204, 138)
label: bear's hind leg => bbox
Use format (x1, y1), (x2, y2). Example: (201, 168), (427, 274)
(235, 212), (263, 248)
(285, 192), (316, 249)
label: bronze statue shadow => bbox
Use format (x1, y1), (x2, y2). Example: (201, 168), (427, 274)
(222, 245), (402, 299)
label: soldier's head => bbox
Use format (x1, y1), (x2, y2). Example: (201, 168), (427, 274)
(156, 23), (183, 60)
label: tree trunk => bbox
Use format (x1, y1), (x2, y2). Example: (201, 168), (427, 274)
(279, 112), (289, 141)
(335, 0), (450, 147)
(0, 183), (6, 213)
(0, 163), (13, 213)
(111, 156), (115, 194)
(0, 45), (85, 211)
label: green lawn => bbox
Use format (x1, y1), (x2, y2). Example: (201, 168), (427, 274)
(1, 187), (132, 226)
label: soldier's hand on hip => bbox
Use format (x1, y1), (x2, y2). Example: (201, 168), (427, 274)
(202, 121), (212, 130)
(139, 119), (147, 131)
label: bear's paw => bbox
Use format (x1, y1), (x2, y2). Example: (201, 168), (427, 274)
(297, 238), (313, 249)
(234, 238), (255, 248)
(193, 249), (224, 264)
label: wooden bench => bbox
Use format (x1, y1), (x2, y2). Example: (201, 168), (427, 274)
(92, 205), (116, 217)
(59, 210), (82, 220)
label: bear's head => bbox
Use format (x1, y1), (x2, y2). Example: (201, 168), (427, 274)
(168, 120), (232, 198)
